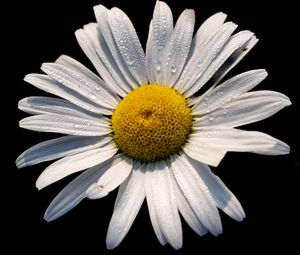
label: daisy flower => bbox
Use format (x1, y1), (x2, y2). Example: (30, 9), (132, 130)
(16, 1), (290, 250)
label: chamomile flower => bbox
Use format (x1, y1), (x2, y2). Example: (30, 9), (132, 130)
(16, 1), (290, 250)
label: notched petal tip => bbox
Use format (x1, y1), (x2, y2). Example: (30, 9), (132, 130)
(283, 98), (292, 107)
(278, 142), (290, 155)
(15, 156), (25, 169)
(258, 69), (268, 79)
(43, 210), (56, 222)
(35, 180), (44, 191)
(24, 73), (35, 82)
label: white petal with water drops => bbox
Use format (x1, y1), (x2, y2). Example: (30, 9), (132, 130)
(144, 163), (167, 245)
(171, 154), (222, 235)
(170, 171), (208, 236)
(18, 96), (100, 119)
(75, 23), (129, 97)
(41, 63), (117, 113)
(24, 74), (105, 114)
(183, 135), (226, 167)
(106, 163), (146, 249)
(187, 157), (245, 221)
(86, 155), (133, 199)
(55, 55), (120, 104)
(146, 0), (173, 84)
(186, 31), (255, 97)
(193, 12), (227, 45)
(44, 158), (115, 222)
(19, 114), (110, 136)
(94, 5), (140, 90)
(191, 127), (290, 155)
(108, 7), (147, 85)
(176, 22), (237, 92)
(36, 141), (118, 190)
(16, 135), (110, 168)
(162, 9), (195, 86)
(192, 69), (268, 115)
(194, 90), (291, 128)
(209, 35), (258, 87)
(145, 161), (182, 250)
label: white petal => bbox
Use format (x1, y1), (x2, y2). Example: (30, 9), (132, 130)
(44, 157), (115, 221)
(176, 22), (237, 92)
(19, 114), (110, 136)
(41, 63), (117, 113)
(187, 157), (245, 221)
(108, 7), (147, 85)
(192, 69), (268, 115)
(16, 135), (110, 168)
(163, 9), (195, 86)
(94, 5), (140, 89)
(54, 55), (120, 105)
(189, 35), (258, 107)
(170, 154), (222, 236)
(183, 134), (226, 167)
(36, 141), (117, 189)
(194, 12), (227, 43)
(75, 23), (129, 97)
(106, 162), (145, 249)
(194, 90), (291, 127)
(209, 35), (258, 87)
(170, 171), (208, 236)
(18, 96), (101, 119)
(145, 161), (182, 250)
(184, 12), (227, 77)
(191, 127), (290, 155)
(185, 31), (256, 97)
(86, 154), (133, 199)
(144, 163), (167, 246)
(24, 74), (105, 114)
(145, 1), (173, 84)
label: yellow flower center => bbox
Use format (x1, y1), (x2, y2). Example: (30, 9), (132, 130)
(111, 84), (192, 162)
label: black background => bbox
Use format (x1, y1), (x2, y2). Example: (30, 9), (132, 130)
(5, 0), (300, 254)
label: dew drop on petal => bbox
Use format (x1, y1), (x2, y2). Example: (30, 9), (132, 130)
(89, 92), (97, 100)
(171, 66), (177, 74)
(155, 60), (161, 72)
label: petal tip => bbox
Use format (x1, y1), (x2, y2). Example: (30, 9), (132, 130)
(43, 210), (56, 222)
(15, 159), (24, 169)
(106, 238), (119, 250)
(36, 178), (46, 190)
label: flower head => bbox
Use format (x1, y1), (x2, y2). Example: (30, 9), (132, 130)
(16, 1), (290, 250)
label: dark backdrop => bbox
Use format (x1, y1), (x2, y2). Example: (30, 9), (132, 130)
(5, 0), (299, 254)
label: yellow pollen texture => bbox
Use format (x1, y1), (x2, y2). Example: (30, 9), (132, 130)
(111, 84), (192, 162)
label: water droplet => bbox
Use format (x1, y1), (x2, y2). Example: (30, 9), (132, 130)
(88, 92), (97, 100)
(126, 59), (135, 66)
(155, 60), (161, 72)
(171, 66), (177, 74)
(157, 43), (164, 50)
